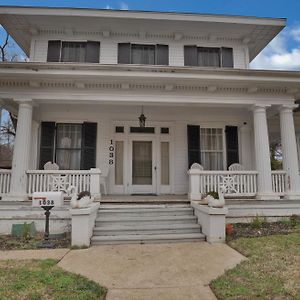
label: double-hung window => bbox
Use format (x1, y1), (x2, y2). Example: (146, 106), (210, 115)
(118, 43), (169, 65)
(200, 128), (224, 170)
(47, 40), (100, 63)
(184, 46), (233, 68)
(56, 124), (82, 170)
(39, 122), (97, 170)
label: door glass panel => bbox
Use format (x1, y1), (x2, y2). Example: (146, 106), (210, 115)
(115, 141), (124, 185)
(132, 141), (152, 185)
(161, 142), (170, 185)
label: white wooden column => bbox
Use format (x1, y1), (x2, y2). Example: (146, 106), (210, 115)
(4, 99), (33, 201)
(252, 105), (278, 200)
(279, 105), (300, 199)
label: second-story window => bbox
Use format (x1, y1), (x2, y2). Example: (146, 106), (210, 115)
(184, 46), (233, 68)
(118, 43), (169, 65)
(47, 40), (100, 63)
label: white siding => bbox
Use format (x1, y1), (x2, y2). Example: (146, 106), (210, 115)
(35, 104), (254, 195)
(30, 39), (48, 62)
(100, 40), (118, 64)
(169, 43), (184, 67)
(29, 34), (248, 68)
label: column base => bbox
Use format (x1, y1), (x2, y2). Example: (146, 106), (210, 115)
(256, 193), (280, 200)
(284, 192), (300, 200)
(2, 193), (29, 201)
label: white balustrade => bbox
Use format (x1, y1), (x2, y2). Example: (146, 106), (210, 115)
(26, 169), (101, 199)
(188, 170), (258, 199)
(0, 169), (11, 195)
(271, 171), (286, 196)
(188, 169), (287, 199)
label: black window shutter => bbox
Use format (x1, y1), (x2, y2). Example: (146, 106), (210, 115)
(221, 47), (234, 68)
(118, 43), (131, 64)
(39, 122), (56, 169)
(187, 125), (201, 169)
(81, 122), (97, 170)
(86, 41), (100, 63)
(47, 40), (61, 62)
(156, 44), (169, 65)
(226, 126), (239, 168)
(184, 46), (198, 66)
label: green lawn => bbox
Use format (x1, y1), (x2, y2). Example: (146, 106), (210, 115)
(211, 233), (300, 300)
(0, 259), (107, 300)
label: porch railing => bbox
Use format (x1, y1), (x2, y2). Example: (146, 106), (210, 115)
(188, 170), (258, 198)
(26, 169), (101, 197)
(271, 170), (286, 196)
(0, 169), (11, 195)
(188, 169), (287, 199)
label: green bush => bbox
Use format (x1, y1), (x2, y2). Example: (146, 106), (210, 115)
(206, 191), (219, 199)
(251, 215), (267, 229)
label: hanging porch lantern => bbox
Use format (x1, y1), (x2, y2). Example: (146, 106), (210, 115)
(139, 107), (146, 127)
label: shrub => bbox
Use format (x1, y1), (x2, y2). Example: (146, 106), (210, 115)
(251, 215), (267, 229)
(206, 191), (219, 199)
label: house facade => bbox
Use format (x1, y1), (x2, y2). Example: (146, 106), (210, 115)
(1, 6), (300, 202)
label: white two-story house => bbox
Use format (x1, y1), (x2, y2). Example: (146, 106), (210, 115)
(1, 6), (300, 204)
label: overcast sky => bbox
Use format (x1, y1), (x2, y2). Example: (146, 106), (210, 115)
(0, 0), (300, 70)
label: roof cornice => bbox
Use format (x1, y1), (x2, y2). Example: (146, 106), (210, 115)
(0, 6), (286, 25)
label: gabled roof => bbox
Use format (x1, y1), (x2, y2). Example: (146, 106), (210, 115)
(0, 6), (286, 61)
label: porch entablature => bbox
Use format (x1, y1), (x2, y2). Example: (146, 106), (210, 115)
(0, 62), (299, 108)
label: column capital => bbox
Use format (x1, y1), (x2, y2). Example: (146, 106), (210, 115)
(14, 98), (33, 105)
(251, 104), (271, 113)
(279, 104), (298, 113)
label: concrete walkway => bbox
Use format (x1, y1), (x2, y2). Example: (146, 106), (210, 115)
(58, 242), (245, 300)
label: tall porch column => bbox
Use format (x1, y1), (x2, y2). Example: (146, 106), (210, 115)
(252, 105), (278, 200)
(4, 99), (33, 201)
(279, 105), (300, 199)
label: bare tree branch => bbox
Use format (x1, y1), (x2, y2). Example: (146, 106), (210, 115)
(0, 32), (9, 62)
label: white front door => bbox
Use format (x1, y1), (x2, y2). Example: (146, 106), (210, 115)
(129, 139), (157, 194)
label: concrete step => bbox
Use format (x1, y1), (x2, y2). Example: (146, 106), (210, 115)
(95, 215), (197, 227)
(100, 204), (190, 209)
(98, 207), (193, 217)
(93, 223), (201, 236)
(91, 232), (205, 245)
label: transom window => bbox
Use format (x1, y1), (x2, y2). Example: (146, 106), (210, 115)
(184, 46), (233, 68)
(200, 128), (224, 170)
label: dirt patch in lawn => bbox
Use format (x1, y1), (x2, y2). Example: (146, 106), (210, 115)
(227, 215), (300, 240)
(0, 233), (70, 250)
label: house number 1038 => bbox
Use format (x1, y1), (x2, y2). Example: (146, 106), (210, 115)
(109, 140), (114, 165)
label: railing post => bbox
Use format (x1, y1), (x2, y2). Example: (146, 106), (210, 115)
(188, 169), (202, 200)
(90, 168), (101, 201)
